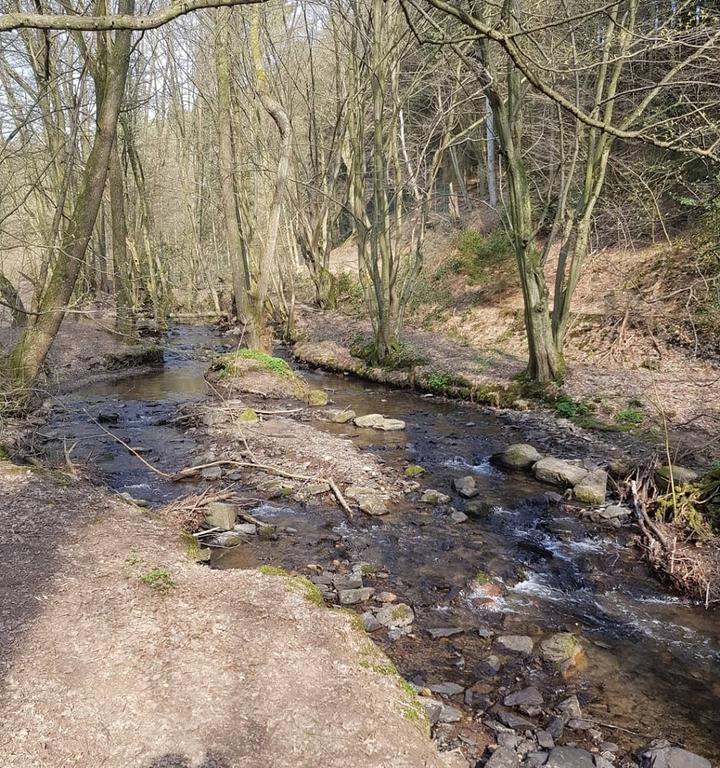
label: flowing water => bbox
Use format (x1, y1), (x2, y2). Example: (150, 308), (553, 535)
(42, 325), (720, 762)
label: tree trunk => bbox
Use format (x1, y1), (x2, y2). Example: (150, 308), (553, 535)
(0, 272), (26, 328)
(108, 141), (135, 338)
(8, 0), (135, 392)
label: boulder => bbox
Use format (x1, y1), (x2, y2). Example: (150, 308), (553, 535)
(496, 635), (534, 655)
(641, 745), (711, 768)
(545, 747), (595, 768)
(573, 469), (607, 504)
(452, 475), (480, 498)
(465, 500), (493, 518)
(533, 458), (588, 487)
(421, 488), (451, 505)
(497, 443), (543, 469)
(200, 465), (223, 481)
(204, 501), (236, 530)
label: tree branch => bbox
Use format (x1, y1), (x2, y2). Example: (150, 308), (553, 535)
(0, 0), (267, 32)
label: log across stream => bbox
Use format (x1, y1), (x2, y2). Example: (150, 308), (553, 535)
(41, 324), (720, 764)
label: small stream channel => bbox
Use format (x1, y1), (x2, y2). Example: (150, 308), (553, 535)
(41, 324), (720, 764)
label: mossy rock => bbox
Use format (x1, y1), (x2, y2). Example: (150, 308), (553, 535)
(238, 408), (259, 423)
(405, 464), (426, 478)
(305, 388), (329, 406)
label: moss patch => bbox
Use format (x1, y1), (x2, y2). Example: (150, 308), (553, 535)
(140, 567), (176, 592)
(404, 464), (426, 478)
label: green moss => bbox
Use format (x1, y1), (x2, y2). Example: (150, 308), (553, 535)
(404, 464), (426, 478)
(183, 533), (209, 563)
(473, 570), (491, 585)
(615, 405), (644, 426)
(140, 567), (176, 592)
(360, 563), (377, 576)
(0, 444), (10, 460)
(305, 388), (329, 406)
(214, 349), (293, 378)
(258, 565), (288, 577)
(238, 408), (259, 422)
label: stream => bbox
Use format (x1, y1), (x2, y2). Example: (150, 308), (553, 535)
(41, 324), (720, 764)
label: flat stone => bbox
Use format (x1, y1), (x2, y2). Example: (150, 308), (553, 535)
(451, 510), (468, 523)
(428, 682), (464, 697)
(338, 587), (374, 605)
(200, 465), (223, 481)
(545, 746), (595, 768)
(496, 634), (534, 655)
(484, 747), (520, 768)
(204, 501), (236, 530)
(452, 475), (479, 498)
(428, 627), (464, 639)
(599, 504), (630, 519)
(497, 443), (543, 469)
(233, 523), (257, 535)
(546, 715), (566, 739)
(526, 753), (549, 767)
(533, 458), (588, 487)
(375, 417), (406, 431)
(537, 730), (555, 749)
(496, 710), (536, 729)
(437, 703), (463, 723)
(354, 413), (386, 428)
(213, 531), (242, 547)
(573, 469), (608, 505)
(375, 602), (414, 628)
(641, 745), (711, 768)
(421, 488), (451, 505)
(503, 686), (544, 708)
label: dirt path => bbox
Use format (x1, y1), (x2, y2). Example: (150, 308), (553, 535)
(0, 462), (450, 768)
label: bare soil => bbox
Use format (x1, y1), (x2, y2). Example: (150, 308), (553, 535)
(0, 461), (449, 768)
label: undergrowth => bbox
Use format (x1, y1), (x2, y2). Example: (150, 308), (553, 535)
(141, 567), (176, 592)
(654, 468), (720, 540)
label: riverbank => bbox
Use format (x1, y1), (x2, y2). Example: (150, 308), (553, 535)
(0, 460), (452, 768)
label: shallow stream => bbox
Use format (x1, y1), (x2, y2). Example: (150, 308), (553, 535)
(42, 325), (720, 763)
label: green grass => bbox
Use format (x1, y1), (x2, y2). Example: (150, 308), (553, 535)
(554, 395), (593, 419)
(140, 567), (176, 592)
(615, 405), (644, 426)
(258, 565), (288, 577)
(215, 349), (293, 379)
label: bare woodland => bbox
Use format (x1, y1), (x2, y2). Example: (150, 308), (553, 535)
(0, 0), (716, 399)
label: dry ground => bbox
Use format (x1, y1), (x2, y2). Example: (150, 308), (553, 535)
(0, 462), (449, 768)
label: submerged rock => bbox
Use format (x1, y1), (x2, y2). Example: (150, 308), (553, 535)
(533, 458), (588, 487)
(354, 413), (406, 431)
(496, 443), (542, 469)
(573, 469), (607, 504)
